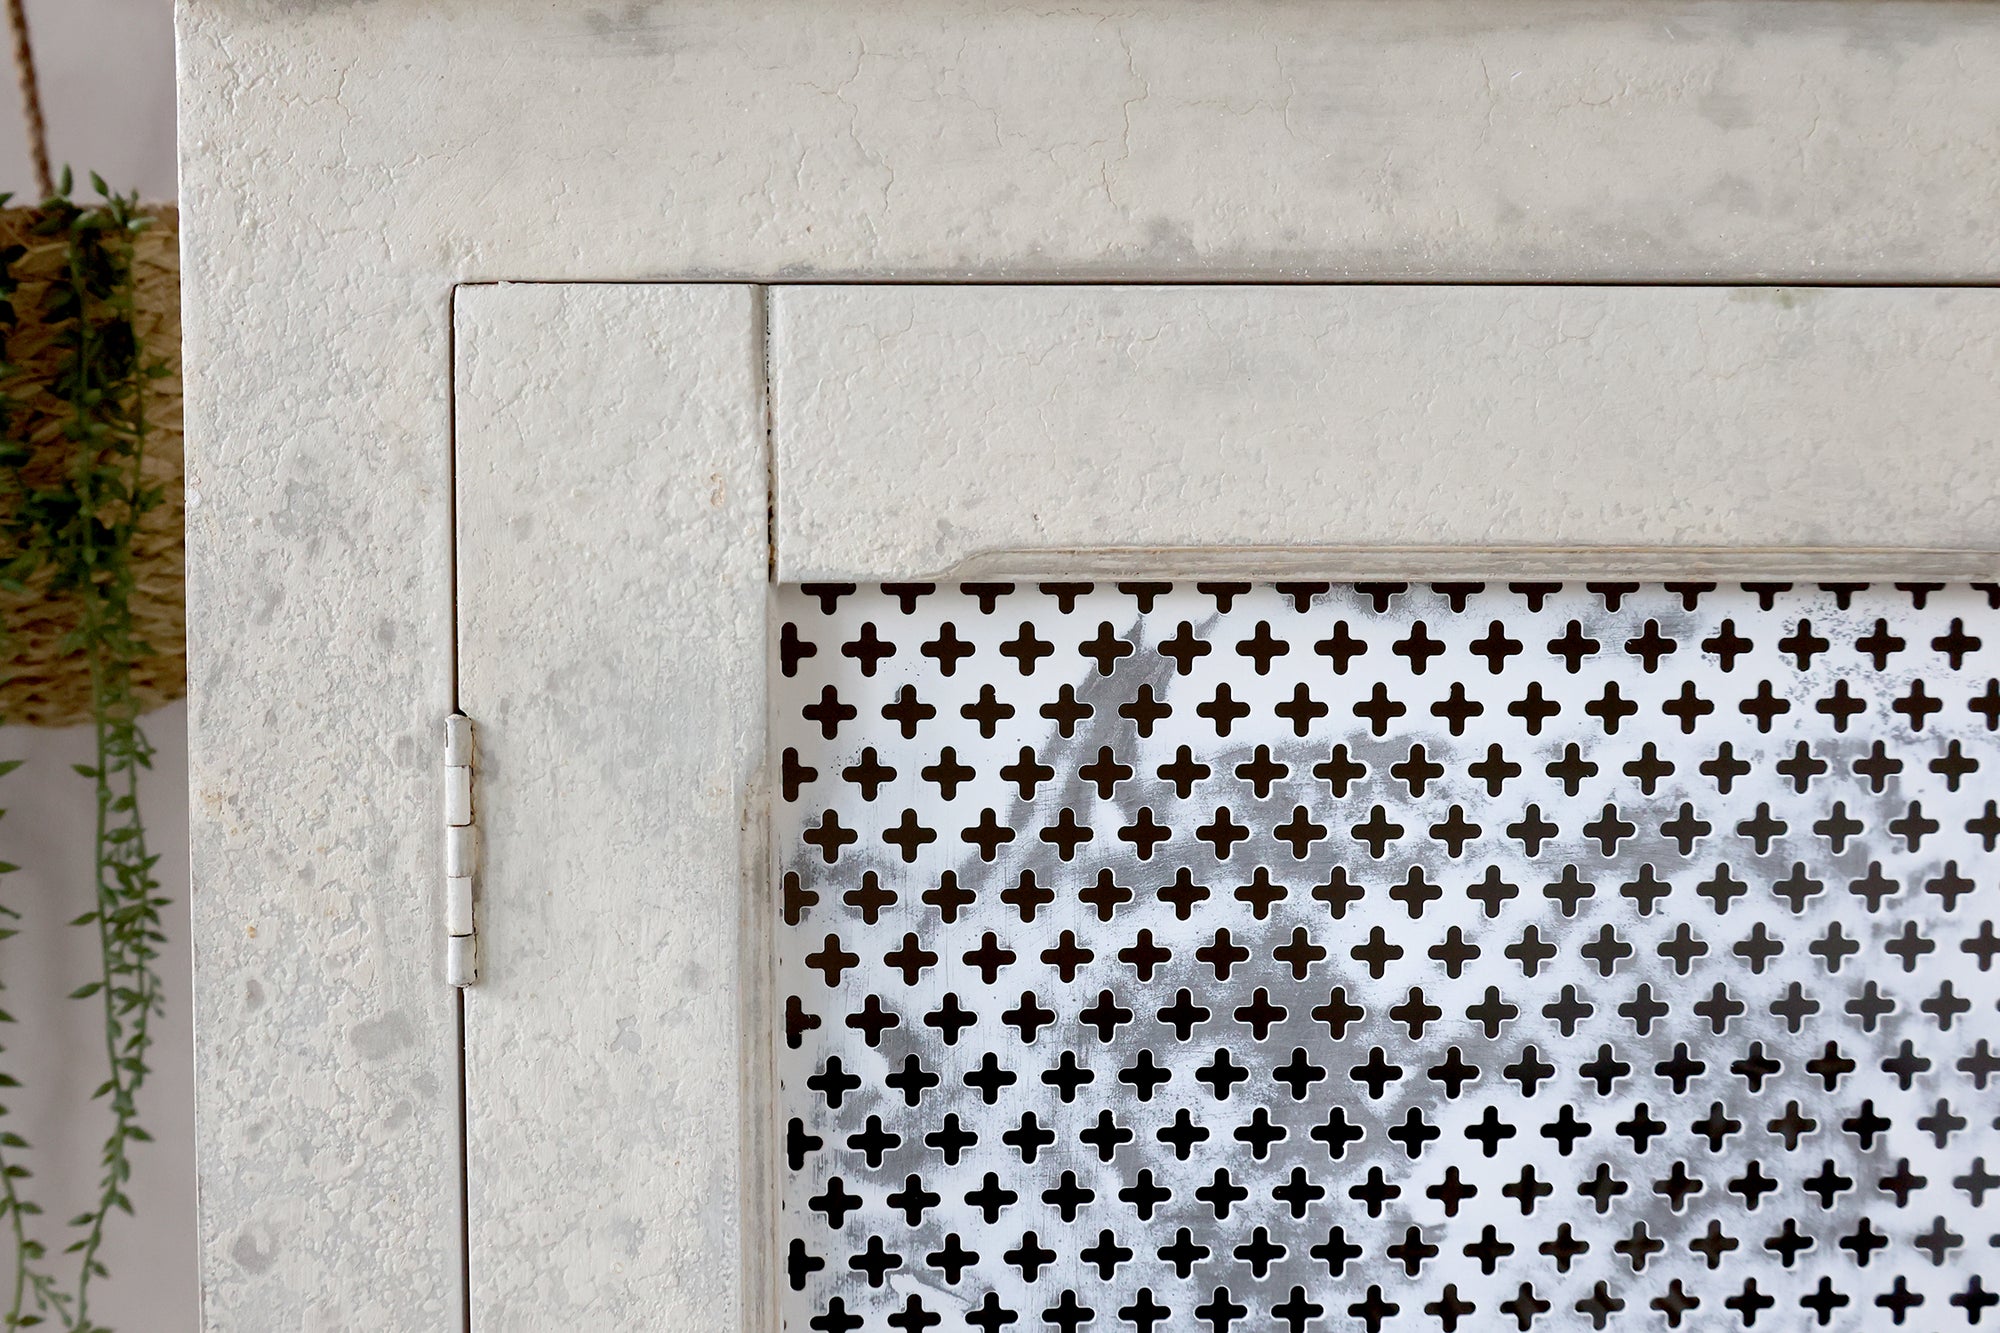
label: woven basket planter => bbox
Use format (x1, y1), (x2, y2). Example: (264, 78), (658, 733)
(0, 203), (182, 728)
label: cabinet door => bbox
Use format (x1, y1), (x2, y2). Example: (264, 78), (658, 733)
(456, 282), (2000, 1330)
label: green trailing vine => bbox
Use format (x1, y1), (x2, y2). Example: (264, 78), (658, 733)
(0, 178), (65, 1333)
(0, 173), (169, 1332)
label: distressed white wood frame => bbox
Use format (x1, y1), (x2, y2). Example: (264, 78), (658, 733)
(177, 1), (2000, 1329)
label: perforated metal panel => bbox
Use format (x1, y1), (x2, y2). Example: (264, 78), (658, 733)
(773, 582), (1999, 1331)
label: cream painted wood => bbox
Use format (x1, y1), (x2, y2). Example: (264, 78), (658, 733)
(180, 2), (2000, 286)
(174, 0), (2000, 1326)
(447, 280), (2000, 1330)
(773, 285), (2000, 582)
(453, 284), (768, 1331)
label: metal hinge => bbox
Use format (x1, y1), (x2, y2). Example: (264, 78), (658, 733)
(444, 713), (479, 986)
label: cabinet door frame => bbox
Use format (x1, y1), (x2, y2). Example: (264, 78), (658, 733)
(453, 278), (2000, 1330)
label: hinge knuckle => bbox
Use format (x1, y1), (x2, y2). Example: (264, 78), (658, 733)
(445, 713), (479, 987)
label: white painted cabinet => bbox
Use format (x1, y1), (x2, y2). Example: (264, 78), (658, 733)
(452, 282), (2000, 1330)
(179, 5), (2000, 1329)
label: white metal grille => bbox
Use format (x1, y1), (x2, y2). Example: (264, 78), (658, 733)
(773, 581), (1999, 1331)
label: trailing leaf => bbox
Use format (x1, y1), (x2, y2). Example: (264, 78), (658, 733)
(0, 180), (166, 1332)
(0, 182), (65, 1333)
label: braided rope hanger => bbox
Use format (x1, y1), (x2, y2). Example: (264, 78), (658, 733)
(3, 0), (50, 199)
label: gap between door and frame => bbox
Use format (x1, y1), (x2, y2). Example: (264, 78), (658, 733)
(446, 283), (472, 1333)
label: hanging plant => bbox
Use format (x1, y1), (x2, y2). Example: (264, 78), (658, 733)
(0, 5), (186, 1326)
(0, 173), (178, 1333)
(0, 197), (183, 727)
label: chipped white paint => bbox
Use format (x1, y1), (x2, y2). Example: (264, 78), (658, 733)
(453, 284), (767, 1330)
(173, 0), (2000, 1327)
(771, 286), (2000, 581)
